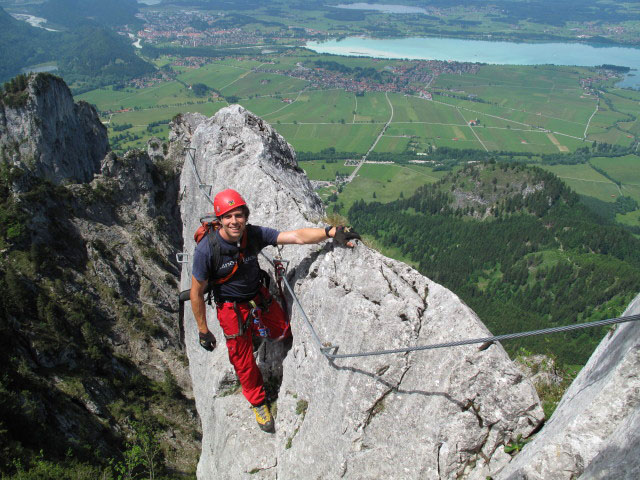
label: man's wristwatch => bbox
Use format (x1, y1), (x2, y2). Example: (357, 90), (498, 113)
(325, 225), (332, 238)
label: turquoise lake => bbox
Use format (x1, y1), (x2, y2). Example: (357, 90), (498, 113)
(306, 37), (640, 88)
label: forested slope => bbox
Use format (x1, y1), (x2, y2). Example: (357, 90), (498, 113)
(349, 162), (640, 366)
(0, 7), (153, 89)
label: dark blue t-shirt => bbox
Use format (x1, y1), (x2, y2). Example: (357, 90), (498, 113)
(192, 224), (280, 301)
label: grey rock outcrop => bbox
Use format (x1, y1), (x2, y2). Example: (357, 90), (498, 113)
(176, 105), (544, 479)
(0, 74), (201, 474)
(69, 148), (185, 373)
(0, 73), (108, 185)
(496, 293), (640, 480)
(64, 148), (202, 471)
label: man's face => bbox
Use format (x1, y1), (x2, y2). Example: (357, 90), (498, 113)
(219, 207), (247, 242)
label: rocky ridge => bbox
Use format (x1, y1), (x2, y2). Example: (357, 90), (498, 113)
(175, 105), (545, 479)
(0, 73), (108, 187)
(0, 74), (200, 474)
(496, 292), (640, 479)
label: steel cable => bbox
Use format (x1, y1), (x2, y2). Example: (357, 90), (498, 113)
(322, 314), (640, 359)
(260, 252), (640, 359)
(185, 148), (214, 204)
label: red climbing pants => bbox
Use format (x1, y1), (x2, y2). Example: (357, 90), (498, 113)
(216, 287), (291, 406)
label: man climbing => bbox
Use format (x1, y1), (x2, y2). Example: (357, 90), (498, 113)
(190, 188), (360, 432)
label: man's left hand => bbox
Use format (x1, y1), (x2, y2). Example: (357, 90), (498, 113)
(333, 226), (361, 248)
(199, 331), (217, 351)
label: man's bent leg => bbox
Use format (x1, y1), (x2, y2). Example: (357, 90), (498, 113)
(217, 304), (266, 406)
(226, 335), (266, 405)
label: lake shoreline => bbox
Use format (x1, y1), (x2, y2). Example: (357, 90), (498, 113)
(308, 34), (639, 55)
(306, 35), (640, 89)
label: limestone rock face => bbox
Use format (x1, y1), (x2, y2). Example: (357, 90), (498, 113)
(176, 105), (544, 479)
(0, 74), (200, 473)
(0, 73), (108, 185)
(496, 293), (640, 480)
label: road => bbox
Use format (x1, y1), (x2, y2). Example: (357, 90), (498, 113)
(584, 99), (600, 138)
(346, 92), (394, 184)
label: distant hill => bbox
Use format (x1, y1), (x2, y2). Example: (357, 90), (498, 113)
(0, 7), (153, 88)
(36, 0), (140, 27)
(54, 24), (155, 91)
(0, 8), (50, 80)
(349, 162), (640, 366)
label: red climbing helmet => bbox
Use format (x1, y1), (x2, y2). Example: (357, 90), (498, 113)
(213, 189), (247, 217)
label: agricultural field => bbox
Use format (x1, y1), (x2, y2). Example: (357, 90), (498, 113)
(274, 123), (381, 152)
(617, 208), (640, 228)
(390, 94), (462, 124)
(264, 89), (355, 124)
(299, 162), (355, 182)
(335, 163), (447, 212)
(353, 92), (392, 123)
(541, 163), (621, 202)
(590, 154), (640, 204)
(177, 63), (252, 90)
(75, 53), (636, 159)
(591, 155), (640, 186)
(541, 157), (640, 232)
(220, 71), (310, 98)
(78, 81), (196, 110)
(373, 135), (411, 153)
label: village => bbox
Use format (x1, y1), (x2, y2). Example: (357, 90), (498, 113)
(127, 9), (325, 48)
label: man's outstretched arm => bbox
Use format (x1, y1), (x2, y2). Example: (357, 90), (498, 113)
(277, 226), (360, 247)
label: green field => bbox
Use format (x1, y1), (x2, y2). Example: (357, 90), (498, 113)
(264, 89), (355, 124)
(589, 154), (640, 205)
(373, 135), (411, 153)
(220, 71), (310, 98)
(336, 163), (446, 212)
(591, 155), (640, 185)
(541, 164), (621, 202)
(433, 65), (598, 139)
(78, 82), (196, 110)
(274, 123), (381, 152)
(617, 208), (640, 228)
(353, 92), (391, 123)
(75, 50), (637, 166)
(177, 63), (250, 90)
(299, 162), (355, 181)
(390, 94), (462, 124)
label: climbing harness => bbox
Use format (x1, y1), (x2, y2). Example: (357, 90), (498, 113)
(223, 301), (251, 340)
(179, 145), (640, 359)
(249, 300), (269, 338)
(219, 290), (275, 340)
(193, 213), (250, 293)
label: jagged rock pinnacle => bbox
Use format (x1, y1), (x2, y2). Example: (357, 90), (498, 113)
(175, 105), (544, 479)
(496, 293), (640, 480)
(0, 73), (108, 185)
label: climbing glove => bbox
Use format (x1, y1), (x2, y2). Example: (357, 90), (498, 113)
(333, 225), (361, 247)
(199, 331), (217, 351)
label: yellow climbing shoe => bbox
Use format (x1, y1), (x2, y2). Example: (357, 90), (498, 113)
(251, 402), (274, 432)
